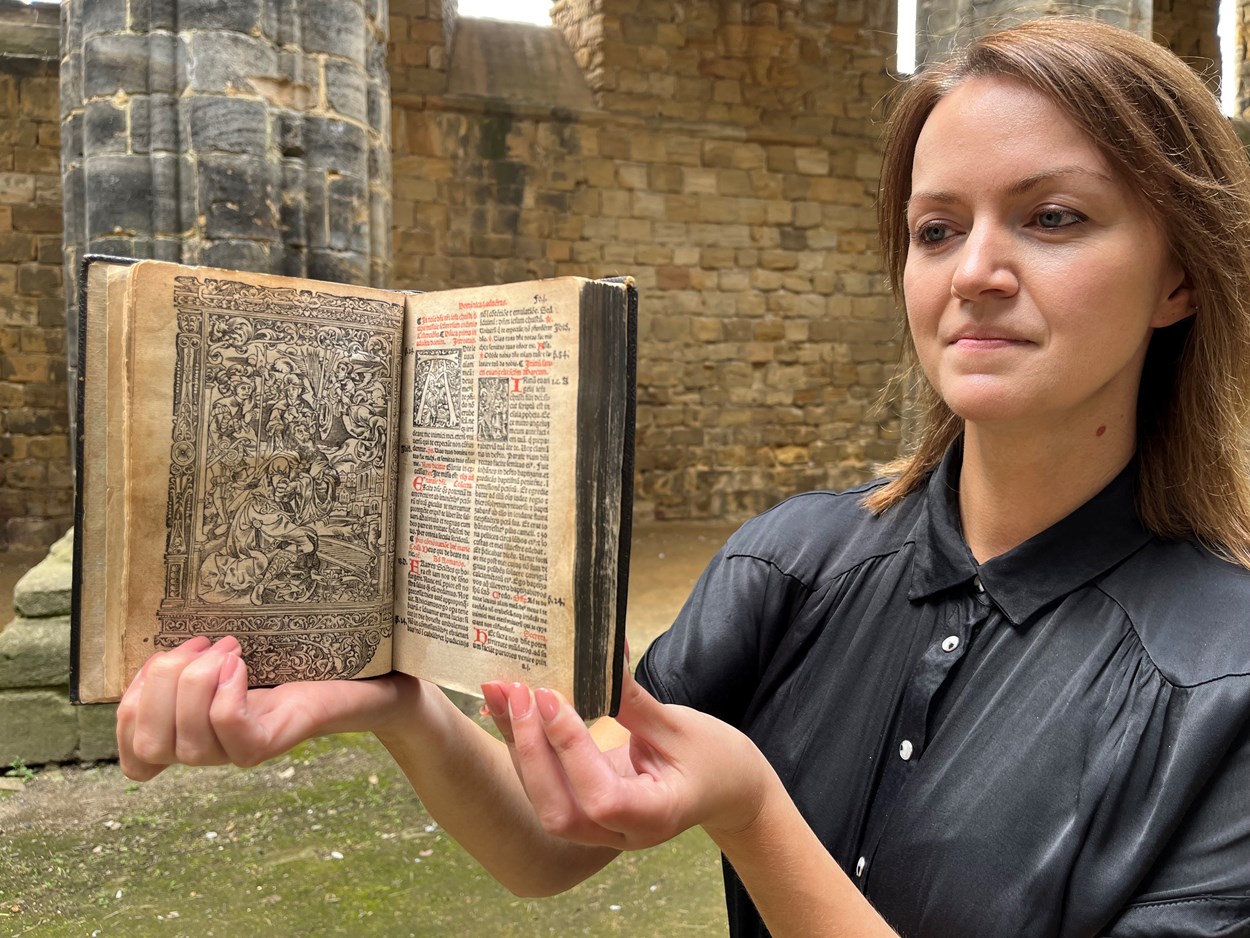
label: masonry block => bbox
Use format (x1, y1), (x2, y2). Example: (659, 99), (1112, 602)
(188, 96), (268, 156)
(83, 33), (151, 97)
(200, 238), (273, 271)
(83, 99), (128, 154)
(12, 527), (71, 617)
(77, 702), (120, 761)
(80, 0), (127, 39)
(0, 615), (70, 687)
(84, 155), (152, 239)
(303, 117), (367, 174)
(300, 0), (366, 61)
(179, 0), (262, 31)
(325, 60), (368, 120)
(184, 31), (278, 93)
(0, 689), (78, 765)
(198, 154), (279, 241)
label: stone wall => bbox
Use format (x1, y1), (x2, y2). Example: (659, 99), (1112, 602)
(0, 0), (1239, 549)
(0, 531), (117, 765)
(391, 0), (904, 520)
(0, 0), (67, 553)
(1153, 0), (1221, 90)
(915, 0), (1152, 63)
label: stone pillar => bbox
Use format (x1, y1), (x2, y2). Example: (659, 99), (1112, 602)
(915, 0), (1151, 66)
(59, 0), (392, 429)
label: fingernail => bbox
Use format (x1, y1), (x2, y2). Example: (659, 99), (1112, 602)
(481, 682), (508, 718)
(534, 688), (560, 723)
(214, 635), (240, 653)
(218, 654), (241, 686)
(507, 682), (531, 719)
(185, 635), (212, 652)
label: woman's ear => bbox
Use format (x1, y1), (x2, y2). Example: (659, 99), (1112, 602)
(1153, 265), (1196, 329)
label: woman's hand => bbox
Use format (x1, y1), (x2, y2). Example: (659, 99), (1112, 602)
(480, 670), (771, 851)
(116, 635), (422, 782)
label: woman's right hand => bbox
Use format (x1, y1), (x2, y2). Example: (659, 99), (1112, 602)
(116, 634), (423, 782)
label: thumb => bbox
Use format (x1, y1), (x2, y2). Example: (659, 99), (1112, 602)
(612, 666), (682, 746)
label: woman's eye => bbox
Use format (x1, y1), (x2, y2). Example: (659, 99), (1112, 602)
(1036, 208), (1082, 229)
(914, 223), (951, 244)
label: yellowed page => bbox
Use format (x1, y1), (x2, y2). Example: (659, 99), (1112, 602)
(75, 263), (131, 700)
(113, 261), (405, 689)
(393, 279), (581, 701)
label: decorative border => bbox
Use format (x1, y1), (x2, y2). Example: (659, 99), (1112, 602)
(156, 275), (402, 682)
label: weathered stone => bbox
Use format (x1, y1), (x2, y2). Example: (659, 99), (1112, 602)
(179, 0), (262, 31)
(0, 689), (78, 765)
(198, 154), (279, 241)
(77, 703), (120, 760)
(300, 0), (366, 61)
(183, 31), (279, 94)
(187, 96), (268, 155)
(12, 536), (71, 617)
(325, 60), (368, 120)
(83, 33), (151, 97)
(307, 248), (367, 285)
(0, 615), (70, 686)
(83, 99), (128, 154)
(326, 172), (368, 253)
(200, 238), (273, 271)
(84, 155), (152, 239)
(146, 94), (177, 152)
(80, 0), (127, 40)
(302, 117), (367, 173)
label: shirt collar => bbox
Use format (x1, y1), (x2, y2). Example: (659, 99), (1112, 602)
(907, 439), (1152, 626)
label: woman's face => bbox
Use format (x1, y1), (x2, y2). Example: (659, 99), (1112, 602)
(903, 76), (1191, 434)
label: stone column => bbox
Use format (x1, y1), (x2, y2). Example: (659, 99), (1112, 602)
(59, 0), (392, 427)
(914, 0), (1151, 67)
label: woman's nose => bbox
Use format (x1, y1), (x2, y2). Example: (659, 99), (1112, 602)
(950, 225), (1019, 300)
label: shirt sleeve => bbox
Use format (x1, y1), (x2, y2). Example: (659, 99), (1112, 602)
(1101, 716), (1250, 937)
(635, 530), (814, 728)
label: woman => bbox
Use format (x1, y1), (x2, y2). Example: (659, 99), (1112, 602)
(117, 18), (1250, 937)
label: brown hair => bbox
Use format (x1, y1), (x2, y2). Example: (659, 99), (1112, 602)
(865, 17), (1250, 567)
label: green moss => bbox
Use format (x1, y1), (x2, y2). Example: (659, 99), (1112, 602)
(0, 736), (726, 936)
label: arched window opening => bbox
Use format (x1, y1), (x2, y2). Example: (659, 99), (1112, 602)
(897, 0), (917, 74)
(459, 0), (554, 27)
(1219, 0), (1237, 116)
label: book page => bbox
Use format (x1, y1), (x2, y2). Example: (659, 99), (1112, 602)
(116, 261), (406, 686)
(393, 279), (581, 699)
(74, 262), (131, 700)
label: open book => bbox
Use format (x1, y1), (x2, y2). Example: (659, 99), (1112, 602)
(71, 258), (636, 717)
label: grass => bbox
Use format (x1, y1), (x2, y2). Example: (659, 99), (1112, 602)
(0, 734), (727, 937)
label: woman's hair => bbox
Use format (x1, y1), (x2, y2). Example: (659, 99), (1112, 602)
(866, 17), (1250, 566)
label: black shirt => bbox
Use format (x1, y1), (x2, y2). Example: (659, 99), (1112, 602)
(636, 444), (1250, 937)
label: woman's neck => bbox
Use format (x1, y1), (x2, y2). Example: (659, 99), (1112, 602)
(958, 419), (1136, 563)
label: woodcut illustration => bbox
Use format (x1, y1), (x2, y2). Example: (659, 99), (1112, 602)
(477, 377), (510, 441)
(155, 276), (403, 682)
(414, 350), (466, 431)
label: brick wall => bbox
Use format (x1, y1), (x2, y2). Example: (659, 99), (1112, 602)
(0, 2), (67, 552)
(390, 0), (903, 521)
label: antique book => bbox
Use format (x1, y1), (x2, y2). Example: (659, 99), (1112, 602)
(71, 257), (636, 718)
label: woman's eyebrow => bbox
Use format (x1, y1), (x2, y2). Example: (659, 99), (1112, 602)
(906, 166), (1118, 212)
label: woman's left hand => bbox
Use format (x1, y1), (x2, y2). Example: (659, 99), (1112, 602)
(480, 670), (770, 850)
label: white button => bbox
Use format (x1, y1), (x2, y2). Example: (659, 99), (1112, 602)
(855, 856), (866, 877)
(899, 739), (913, 761)
(941, 635), (959, 652)
(972, 575), (984, 592)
